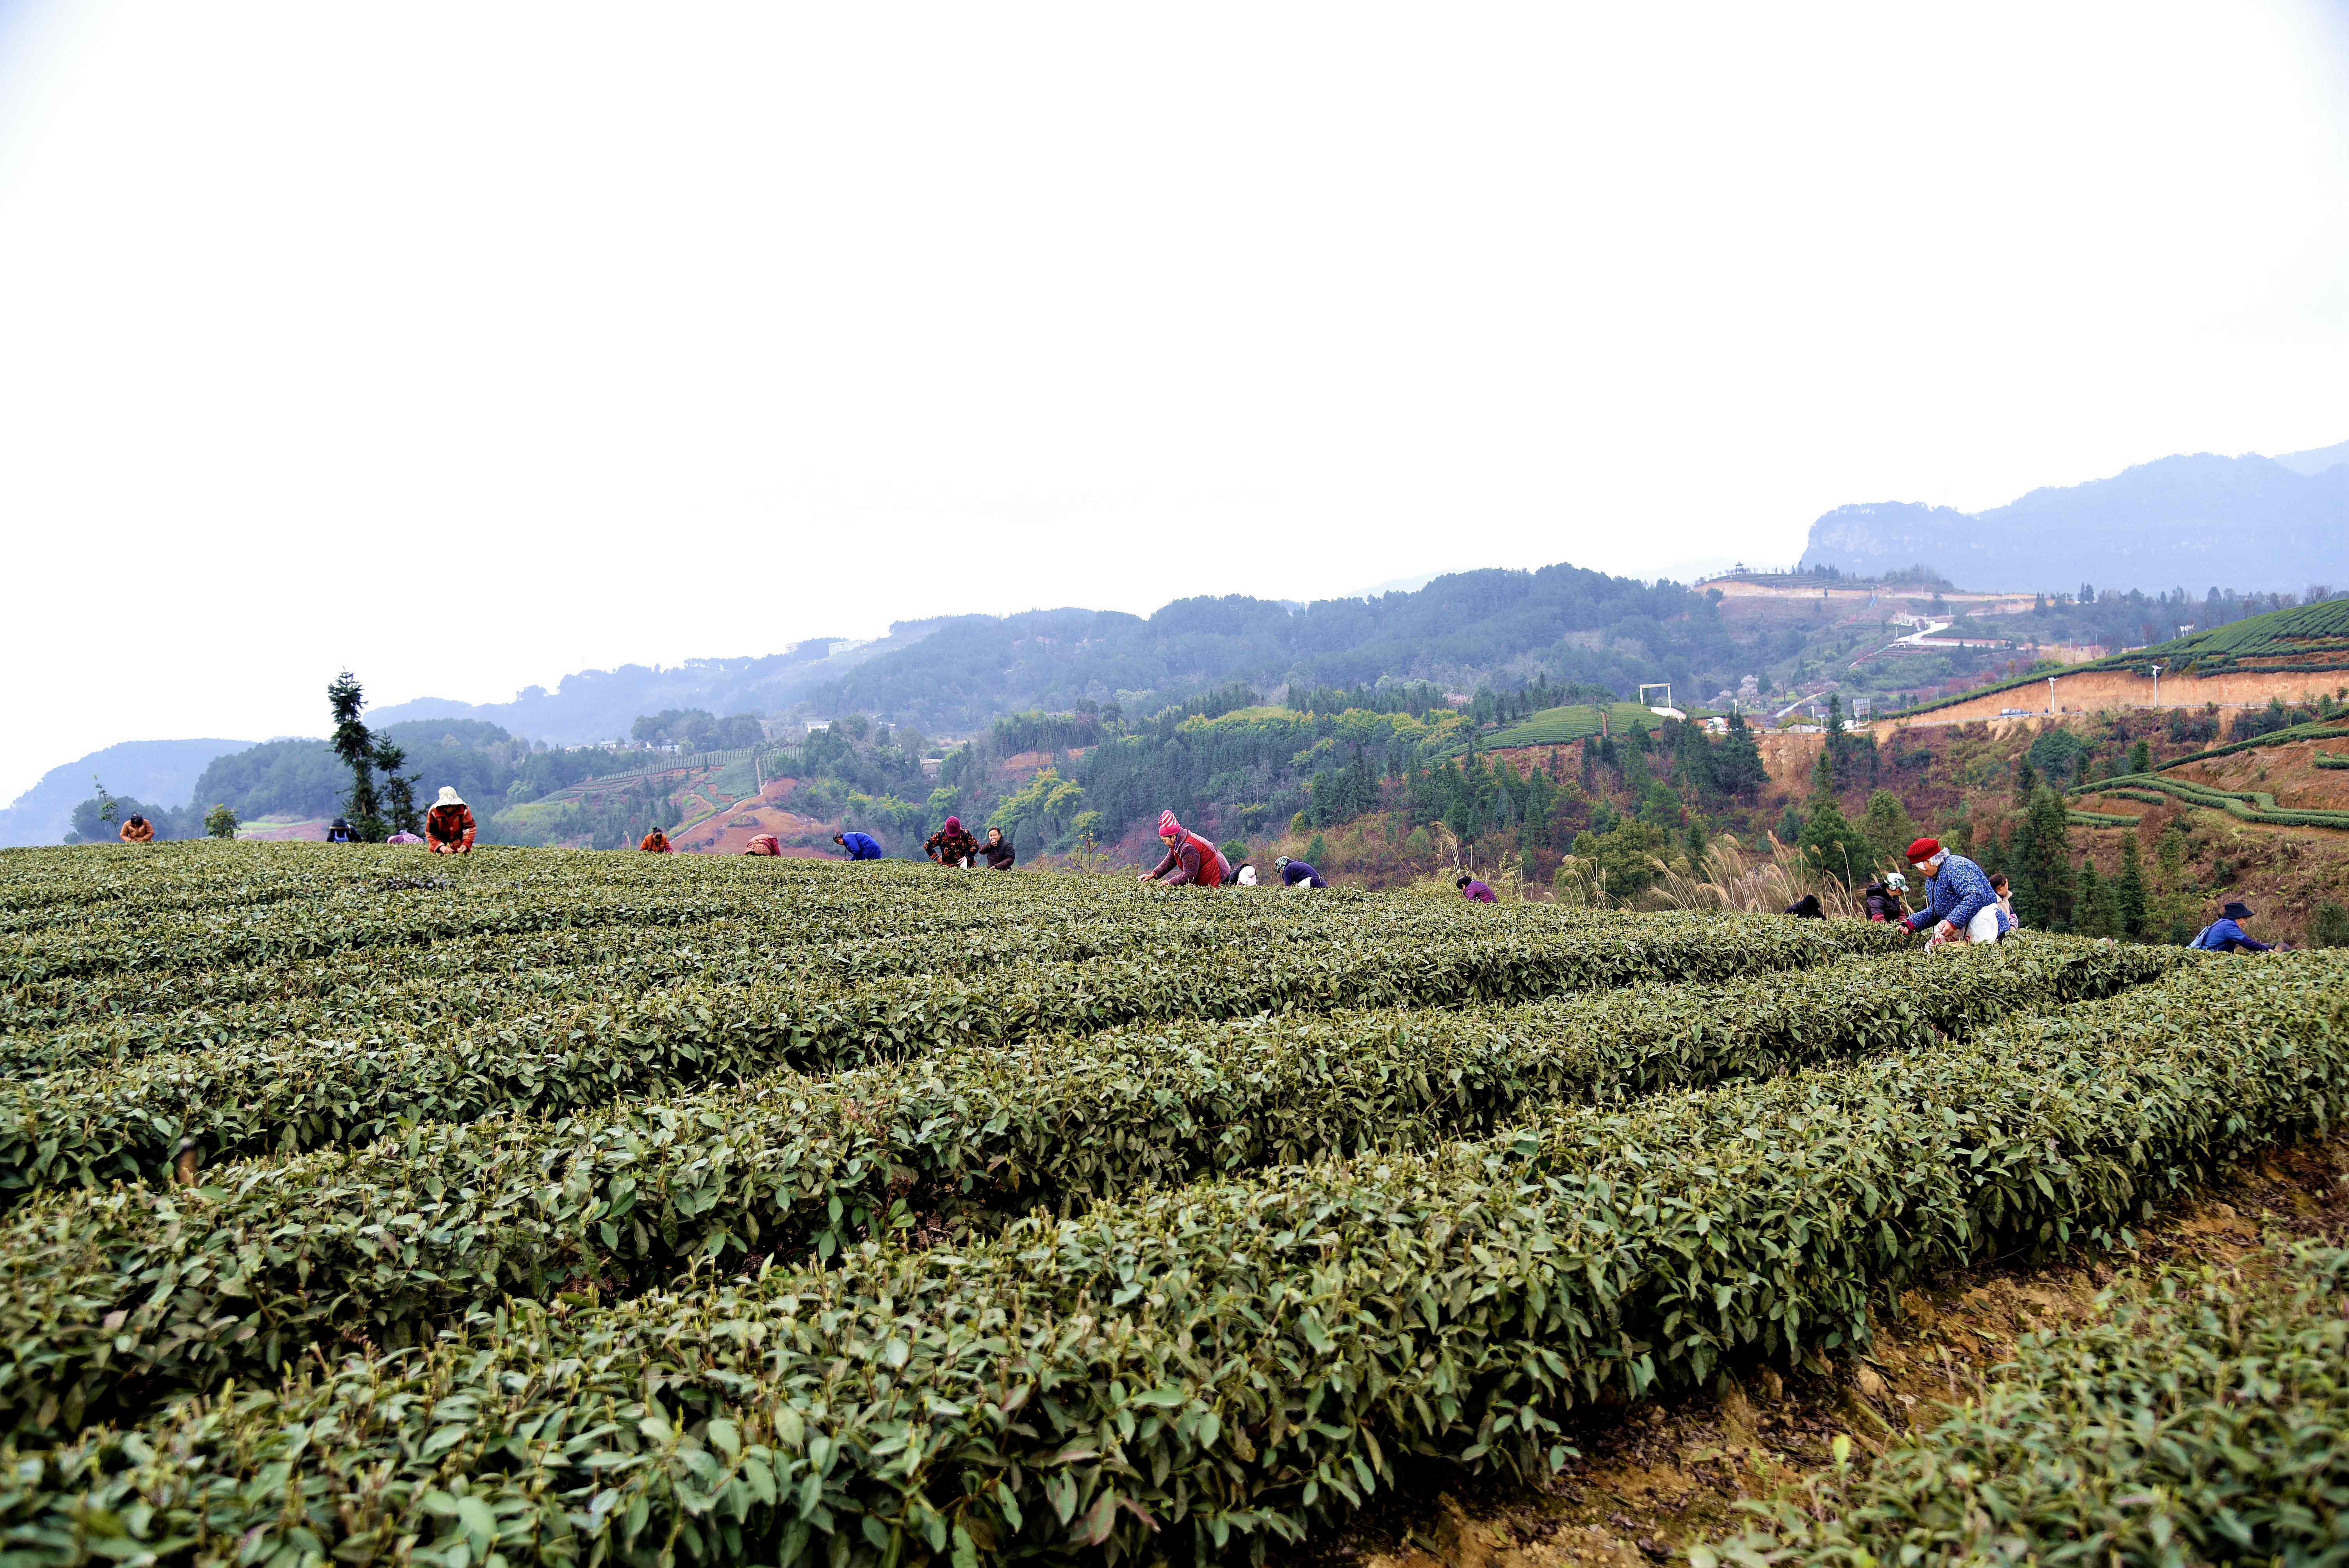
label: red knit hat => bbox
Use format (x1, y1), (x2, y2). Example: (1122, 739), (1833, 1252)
(1906, 837), (1941, 863)
(1158, 809), (1181, 837)
(945, 816), (961, 832)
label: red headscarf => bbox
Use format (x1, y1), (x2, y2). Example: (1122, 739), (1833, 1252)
(742, 834), (782, 857)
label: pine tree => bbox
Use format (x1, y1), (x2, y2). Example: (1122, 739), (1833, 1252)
(1524, 765), (1557, 846)
(1714, 714), (1767, 798)
(1798, 785), (1864, 888)
(372, 740), (421, 837)
(2127, 738), (2151, 775)
(1970, 820), (2001, 877)
(2013, 755), (2039, 804)
(2115, 834), (2148, 937)
(327, 671), (384, 839)
(1860, 789), (1920, 871)
(2075, 859), (2117, 937)
(2012, 786), (2076, 931)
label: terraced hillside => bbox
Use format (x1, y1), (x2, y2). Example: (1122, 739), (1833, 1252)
(0, 842), (2341, 1566)
(1903, 598), (2349, 721)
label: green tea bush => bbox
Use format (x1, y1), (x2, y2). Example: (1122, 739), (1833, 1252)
(1706, 1239), (2349, 1568)
(0, 940), (2173, 1438)
(2, 953), (2336, 1567)
(0, 915), (1901, 1204)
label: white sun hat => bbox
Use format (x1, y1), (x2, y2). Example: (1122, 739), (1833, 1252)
(435, 786), (466, 808)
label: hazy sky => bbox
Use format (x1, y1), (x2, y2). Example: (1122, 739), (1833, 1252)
(3, 3), (2346, 800)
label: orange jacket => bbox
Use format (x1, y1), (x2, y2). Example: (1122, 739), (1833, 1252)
(118, 819), (154, 844)
(425, 803), (476, 852)
(640, 832), (672, 852)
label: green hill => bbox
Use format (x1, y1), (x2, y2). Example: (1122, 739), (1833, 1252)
(1484, 702), (1665, 747)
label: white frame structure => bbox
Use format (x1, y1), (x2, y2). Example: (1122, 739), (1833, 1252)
(1637, 683), (1673, 711)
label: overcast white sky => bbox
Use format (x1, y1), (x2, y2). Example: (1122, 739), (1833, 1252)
(3, 2), (2346, 800)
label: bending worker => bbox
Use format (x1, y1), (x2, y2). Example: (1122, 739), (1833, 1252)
(924, 816), (978, 868)
(2192, 900), (2273, 953)
(834, 830), (884, 861)
(1275, 855), (1328, 889)
(1861, 871), (1907, 921)
(424, 788), (476, 855)
(639, 829), (673, 853)
(1457, 873), (1498, 903)
(118, 814), (155, 844)
(1140, 810), (1226, 887)
(1899, 836), (2004, 945)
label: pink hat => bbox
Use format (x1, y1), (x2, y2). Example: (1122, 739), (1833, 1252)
(945, 816), (962, 832)
(1158, 809), (1180, 837)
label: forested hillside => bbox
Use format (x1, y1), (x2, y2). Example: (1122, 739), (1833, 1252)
(807, 567), (1736, 732)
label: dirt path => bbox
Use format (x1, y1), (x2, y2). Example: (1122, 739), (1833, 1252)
(1317, 1138), (2349, 1568)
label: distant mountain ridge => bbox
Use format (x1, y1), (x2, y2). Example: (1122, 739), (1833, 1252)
(365, 620), (957, 741)
(0, 739), (254, 848)
(1803, 448), (2349, 593)
(2274, 438), (2349, 477)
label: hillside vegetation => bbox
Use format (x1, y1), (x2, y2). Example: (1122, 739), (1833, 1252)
(806, 567), (1738, 734)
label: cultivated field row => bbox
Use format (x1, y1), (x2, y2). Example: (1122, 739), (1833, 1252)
(0, 843), (2335, 1568)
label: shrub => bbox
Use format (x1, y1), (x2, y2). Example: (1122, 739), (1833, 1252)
(4, 955), (2338, 1566)
(1709, 1240), (2349, 1568)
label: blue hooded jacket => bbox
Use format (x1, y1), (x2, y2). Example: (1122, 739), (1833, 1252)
(837, 832), (884, 861)
(2191, 918), (2271, 953)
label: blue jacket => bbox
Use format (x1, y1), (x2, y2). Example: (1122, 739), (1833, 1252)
(838, 832), (884, 861)
(1281, 860), (1326, 887)
(2192, 918), (2271, 953)
(1902, 853), (1994, 934)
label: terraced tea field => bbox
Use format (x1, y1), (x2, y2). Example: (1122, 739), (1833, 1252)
(0, 842), (2342, 1566)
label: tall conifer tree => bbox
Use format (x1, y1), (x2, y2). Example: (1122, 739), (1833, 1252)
(326, 671), (383, 839)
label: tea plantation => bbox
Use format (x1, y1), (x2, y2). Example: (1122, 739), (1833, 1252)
(1, 842), (2343, 1566)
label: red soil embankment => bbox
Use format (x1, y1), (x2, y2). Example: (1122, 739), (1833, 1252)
(1490, 735), (1831, 798)
(674, 805), (833, 855)
(1901, 668), (2349, 727)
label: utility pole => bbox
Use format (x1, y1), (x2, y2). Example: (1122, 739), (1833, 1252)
(2047, 675), (2058, 715)
(2150, 663), (2164, 706)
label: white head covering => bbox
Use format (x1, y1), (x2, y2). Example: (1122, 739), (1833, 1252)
(435, 786), (466, 808)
